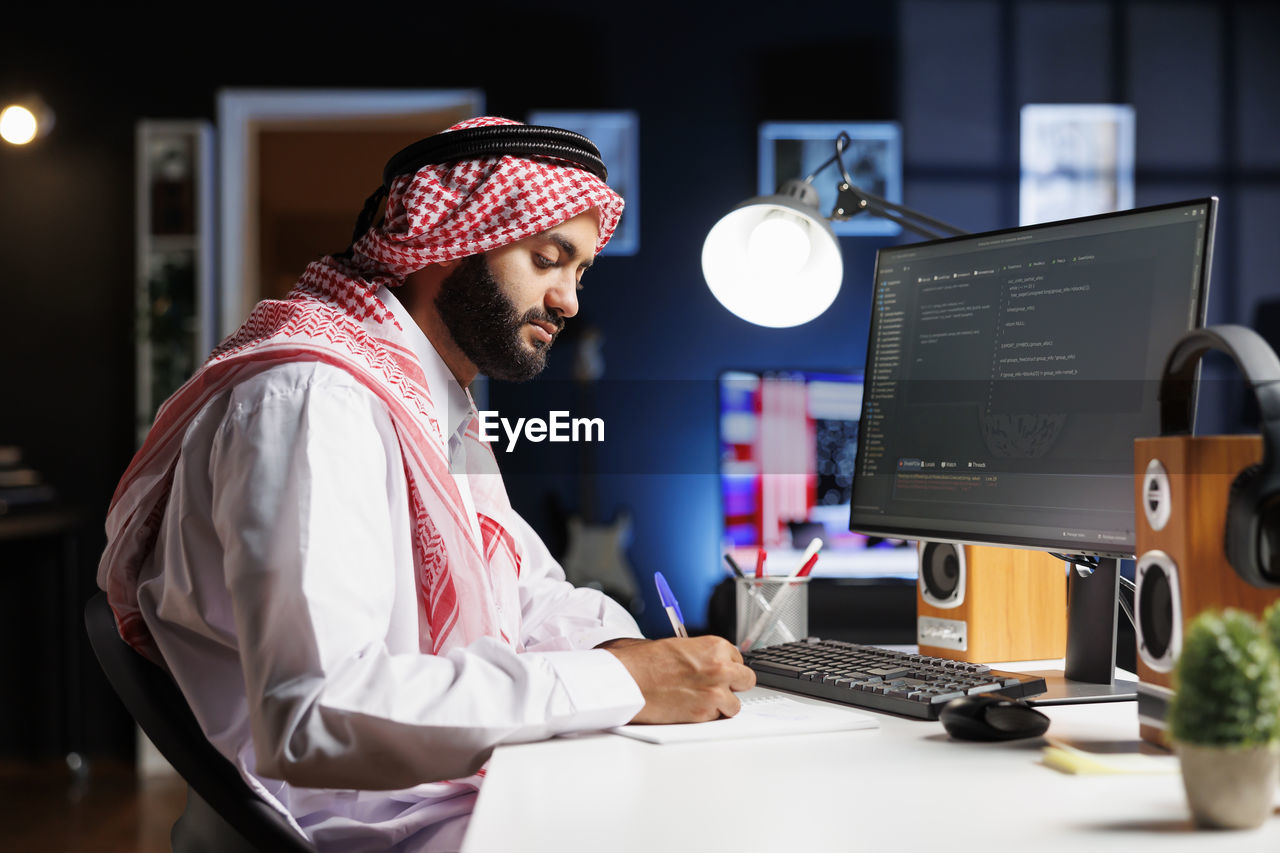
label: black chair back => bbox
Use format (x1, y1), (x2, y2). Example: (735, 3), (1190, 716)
(84, 591), (315, 852)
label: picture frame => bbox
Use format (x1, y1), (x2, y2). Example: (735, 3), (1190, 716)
(758, 121), (903, 237)
(1019, 104), (1136, 226)
(527, 110), (640, 256)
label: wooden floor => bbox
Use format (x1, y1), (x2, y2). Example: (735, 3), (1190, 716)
(1, 757), (187, 853)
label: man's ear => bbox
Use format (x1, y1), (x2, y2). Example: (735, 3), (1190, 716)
(436, 257), (462, 273)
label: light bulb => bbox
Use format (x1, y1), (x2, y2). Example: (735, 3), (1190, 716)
(0, 105), (38, 146)
(746, 213), (811, 278)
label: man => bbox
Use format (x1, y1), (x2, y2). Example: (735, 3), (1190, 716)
(98, 116), (754, 852)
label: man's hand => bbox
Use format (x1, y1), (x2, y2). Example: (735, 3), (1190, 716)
(597, 636), (757, 724)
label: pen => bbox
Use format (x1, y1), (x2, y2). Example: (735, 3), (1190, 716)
(755, 549), (767, 579)
(741, 538), (823, 651)
(654, 571), (689, 638)
(724, 553), (745, 578)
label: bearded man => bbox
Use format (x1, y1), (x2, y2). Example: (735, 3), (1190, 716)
(98, 117), (754, 852)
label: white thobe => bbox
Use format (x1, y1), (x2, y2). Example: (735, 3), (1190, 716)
(134, 287), (645, 852)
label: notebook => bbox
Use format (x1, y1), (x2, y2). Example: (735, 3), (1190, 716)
(610, 688), (879, 744)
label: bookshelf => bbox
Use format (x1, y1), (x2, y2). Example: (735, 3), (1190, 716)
(134, 121), (215, 445)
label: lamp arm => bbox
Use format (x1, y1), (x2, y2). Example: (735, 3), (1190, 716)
(833, 181), (968, 240)
(808, 130), (967, 241)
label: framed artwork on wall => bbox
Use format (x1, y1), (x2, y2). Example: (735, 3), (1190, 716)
(527, 110), (640, 256)
(1019, 104), (1135, 226)
(758, 121), (903, 237)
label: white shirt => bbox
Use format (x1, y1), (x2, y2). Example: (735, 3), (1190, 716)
(135, 287), (645, 852)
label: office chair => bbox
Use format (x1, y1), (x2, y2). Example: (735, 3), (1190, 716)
(84, 591), (316, 853)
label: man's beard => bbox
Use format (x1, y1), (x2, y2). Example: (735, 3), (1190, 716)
(434, 254), (564, 382)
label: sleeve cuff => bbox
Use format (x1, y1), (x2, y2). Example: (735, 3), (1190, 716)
(531, 648), (645, 733)
(570, 623), (645, 651)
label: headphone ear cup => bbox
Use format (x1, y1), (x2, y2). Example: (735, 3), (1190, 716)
(1225, 463), (1263, 584)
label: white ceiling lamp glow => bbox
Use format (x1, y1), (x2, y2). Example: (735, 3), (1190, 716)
(702, 131), (967, 328)
(1, 96), (55, 146)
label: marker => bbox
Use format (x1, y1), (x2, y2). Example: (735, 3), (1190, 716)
(654, 571), (689, 638)
(755, 549), (767, 579)
(793, 537), (824, 576)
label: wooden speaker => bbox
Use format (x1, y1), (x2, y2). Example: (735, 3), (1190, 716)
(1134, 435), (1280, 748)
(916, 541), (1067, 662)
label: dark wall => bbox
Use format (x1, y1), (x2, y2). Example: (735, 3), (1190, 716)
(2, 1), (1277, 758)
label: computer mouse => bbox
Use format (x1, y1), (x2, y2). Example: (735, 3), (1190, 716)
(939, 695), (1051, 741)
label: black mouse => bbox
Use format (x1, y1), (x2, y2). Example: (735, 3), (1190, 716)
(939, 694), (1051, 741)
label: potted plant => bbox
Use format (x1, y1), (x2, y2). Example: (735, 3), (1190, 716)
(1167, 608), (1280, 829)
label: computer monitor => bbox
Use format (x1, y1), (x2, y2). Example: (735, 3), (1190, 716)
(849, 198), (1216, 695)
(718, 369), (916, 579)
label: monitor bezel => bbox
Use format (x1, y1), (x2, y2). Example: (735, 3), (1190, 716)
(849, 196), (1218, 560)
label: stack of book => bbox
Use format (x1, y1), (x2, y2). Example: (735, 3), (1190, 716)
(0, 446), (57, 516)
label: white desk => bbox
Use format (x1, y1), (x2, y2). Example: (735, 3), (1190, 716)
(463, 684), (1280, 851)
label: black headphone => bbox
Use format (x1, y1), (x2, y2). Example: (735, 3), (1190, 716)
(346, 124), (608, 248)
(1159, 324), (1280, 587)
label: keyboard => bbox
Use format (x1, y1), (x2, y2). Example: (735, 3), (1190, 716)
(744, 638), (1048, 720)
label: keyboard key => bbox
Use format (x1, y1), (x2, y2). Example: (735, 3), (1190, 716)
(751, 661), (806, 678)
(966, 682), (1003, 695)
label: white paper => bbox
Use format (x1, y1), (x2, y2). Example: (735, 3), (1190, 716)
(610, 689), (879, 744)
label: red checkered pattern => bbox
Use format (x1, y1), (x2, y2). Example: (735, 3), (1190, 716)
(351, 116), (625, 278)
(100, 268), (525, 662)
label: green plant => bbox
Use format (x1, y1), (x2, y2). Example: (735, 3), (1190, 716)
(1264, 600), (1280, 653)
(1167, 608), (1280, 747)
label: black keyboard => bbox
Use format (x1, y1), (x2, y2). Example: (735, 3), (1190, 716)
(744, 638), (1048, 720)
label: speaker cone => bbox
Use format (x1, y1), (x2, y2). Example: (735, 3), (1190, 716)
(920, 541), (964, 607)
(1136, 550), (1181, 673)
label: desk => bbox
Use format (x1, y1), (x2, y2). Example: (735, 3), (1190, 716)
(463, 686), (1280, 851)
(0, 508), (83, 760)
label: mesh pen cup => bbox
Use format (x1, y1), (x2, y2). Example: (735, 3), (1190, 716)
(735, 576), (809, 651)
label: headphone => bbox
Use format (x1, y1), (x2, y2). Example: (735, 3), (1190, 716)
(1159, 324), (1280, 587)
(346, 124), (608, 247)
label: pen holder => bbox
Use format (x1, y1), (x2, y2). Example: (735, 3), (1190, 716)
(735, 576), (809, 652)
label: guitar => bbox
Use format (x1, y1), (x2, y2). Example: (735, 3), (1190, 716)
(558, 326), (643, 614)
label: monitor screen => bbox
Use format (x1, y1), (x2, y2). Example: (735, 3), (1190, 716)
(849, 198), (1216, 559)
(719, 369), (916, 578)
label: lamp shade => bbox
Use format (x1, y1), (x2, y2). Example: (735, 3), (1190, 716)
(701, 180), (842, 328)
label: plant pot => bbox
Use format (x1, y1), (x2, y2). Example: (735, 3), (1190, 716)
(1175, 741), (1280, 829)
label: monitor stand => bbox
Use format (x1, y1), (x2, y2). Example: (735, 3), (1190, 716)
(1025, 557), (1138, 706)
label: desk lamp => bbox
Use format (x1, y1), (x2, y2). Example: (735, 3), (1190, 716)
(701, 131), (965, 328)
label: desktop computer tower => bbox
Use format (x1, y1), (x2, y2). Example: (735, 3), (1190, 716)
(916, 542), (1067, 663)
(1133, 434), (1280, 748)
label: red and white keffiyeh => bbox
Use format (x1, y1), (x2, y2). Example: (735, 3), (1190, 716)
(99, 116), (625, 663)
(352, 115), (624, 278)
